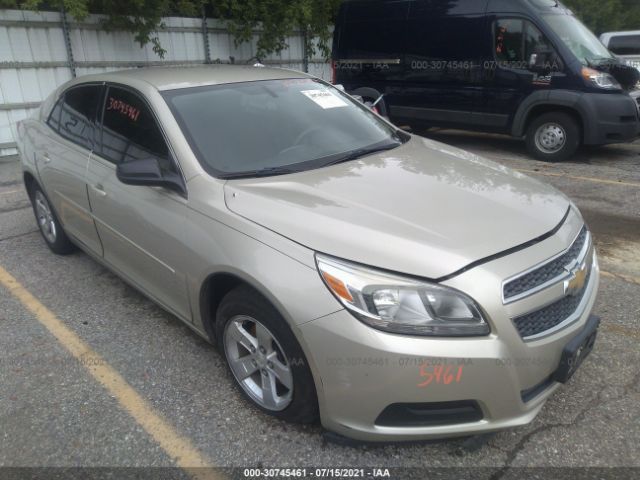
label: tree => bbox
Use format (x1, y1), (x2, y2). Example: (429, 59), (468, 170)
(563, 0), (640, 35)
(0, 0), (342, 60)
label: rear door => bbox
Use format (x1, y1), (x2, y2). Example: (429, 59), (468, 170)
(37, 84), (103, 255)
(86, 84), (191, 321)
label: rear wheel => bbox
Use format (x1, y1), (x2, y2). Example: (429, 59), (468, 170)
(525, 112), (580, 162)
(216, 285), (318, 423)
(29, 184), (76, 255)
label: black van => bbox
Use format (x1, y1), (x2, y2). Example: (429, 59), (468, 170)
(332, 0), (640, 161)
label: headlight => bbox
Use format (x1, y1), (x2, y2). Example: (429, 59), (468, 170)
(316, 254), (490, 337)
(581, 67), (621, 90)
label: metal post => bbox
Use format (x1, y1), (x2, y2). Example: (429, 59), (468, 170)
(60, 6), (76, 78)
(202, 7), (211, 64)
(301, 26), (309, 73)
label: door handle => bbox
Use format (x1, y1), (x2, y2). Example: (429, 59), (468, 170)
(91, 183), (107, 197)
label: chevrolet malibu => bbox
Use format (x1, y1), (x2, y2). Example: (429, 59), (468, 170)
(16, 66), (600, 441)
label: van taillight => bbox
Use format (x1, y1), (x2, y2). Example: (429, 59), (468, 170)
(331, 61), (337, 84)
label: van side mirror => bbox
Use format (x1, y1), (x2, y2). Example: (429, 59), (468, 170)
(529, 50), (556, 73)
(116, 158), (185, 195)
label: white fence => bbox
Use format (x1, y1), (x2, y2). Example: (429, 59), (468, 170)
(0, 9), (332, 157)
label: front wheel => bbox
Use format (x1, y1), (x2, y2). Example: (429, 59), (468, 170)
(216, 285), (318, 423)
(525, 112), (581, 162)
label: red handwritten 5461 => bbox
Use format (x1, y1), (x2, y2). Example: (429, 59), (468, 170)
(417, 362), (464, 387)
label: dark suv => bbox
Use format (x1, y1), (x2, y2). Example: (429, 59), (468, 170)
(332, 0), (640, 161)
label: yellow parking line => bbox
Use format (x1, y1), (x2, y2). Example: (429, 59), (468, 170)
(0, 265), (220, 480)
(601, 270), (640, 286)
(518, 169), (640, 188)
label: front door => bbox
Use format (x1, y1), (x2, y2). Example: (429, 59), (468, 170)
(86, 85), (191, 321)
(478, 17), (562, 131)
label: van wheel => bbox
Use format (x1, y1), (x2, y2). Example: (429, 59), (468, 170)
(29, 184), (77, 255)
(216, 285), (319, 424)
(525, 112), (580, 162)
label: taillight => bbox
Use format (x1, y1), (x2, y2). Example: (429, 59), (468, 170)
(331, 60), (337, 84)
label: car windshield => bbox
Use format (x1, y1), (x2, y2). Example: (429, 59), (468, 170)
(544, 14), (614, 65)
(162, 78), (405, 178)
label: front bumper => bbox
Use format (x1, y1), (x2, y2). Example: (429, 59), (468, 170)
(300, 305), (598, 442)
(297, 222), (600, 442)
(582, 92), (640, 145)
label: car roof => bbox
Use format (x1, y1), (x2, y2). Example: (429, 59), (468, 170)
(74, 65), (311, 91)
(601, 30), (640, 37)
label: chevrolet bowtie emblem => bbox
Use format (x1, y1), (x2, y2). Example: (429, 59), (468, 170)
(564, 262), (588, 297)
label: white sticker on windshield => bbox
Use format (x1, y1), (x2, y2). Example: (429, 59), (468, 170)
(301, 89), (348, 109)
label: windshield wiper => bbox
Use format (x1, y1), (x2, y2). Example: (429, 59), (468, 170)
(323, 142), (402, 167)
(220, 166), (297, 180)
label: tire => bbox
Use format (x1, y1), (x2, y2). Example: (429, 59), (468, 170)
(216, 285), (319, 424)
(28, 184), (77, 255)
(525, 112), (581, 162)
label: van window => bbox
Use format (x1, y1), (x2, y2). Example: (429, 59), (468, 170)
(495, 19), (525, 62)
(495, 19), (555, 67)
(408, 14), (486, 61)
(337, 1), (409, 58)
(99, 86), (173, 173)
(608, 35), (640, 56)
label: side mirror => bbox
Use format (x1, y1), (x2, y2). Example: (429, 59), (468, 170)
(529, 50), (556, 73)
(116, 158), (185, 195)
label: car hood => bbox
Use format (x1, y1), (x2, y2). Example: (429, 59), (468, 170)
(224, 136), (570, 279)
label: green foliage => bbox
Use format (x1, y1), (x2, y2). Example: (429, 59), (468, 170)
(5, 0), (636, 60)
(221, 0), (341, 61)
(563, 0), (640, 35)
(0, 0), (342, 59)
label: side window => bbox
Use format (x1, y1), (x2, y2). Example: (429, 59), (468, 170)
(99, 87), (173, 173)
(495, 19), (557, 68)
(524, 22), (554, 59)
(495, 19), (525, 62)
(46, 97), (64, 134)
(57, 85), (101, 150)
(338, 1), (409, 58)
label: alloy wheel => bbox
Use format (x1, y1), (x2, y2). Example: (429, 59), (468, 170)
(223, 315), (294, 411)
(34, 191), (57, 244)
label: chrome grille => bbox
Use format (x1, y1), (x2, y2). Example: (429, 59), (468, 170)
(513, 265), (592, 339)
(503, 227), (588, 302)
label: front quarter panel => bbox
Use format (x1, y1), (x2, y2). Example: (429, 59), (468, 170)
(183, 175), (342, 335)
